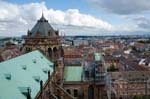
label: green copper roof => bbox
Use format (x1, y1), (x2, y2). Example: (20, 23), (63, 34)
(0, 50), (53, 99)
(94, 53), (102, 61)
(64, 66), (83, 82)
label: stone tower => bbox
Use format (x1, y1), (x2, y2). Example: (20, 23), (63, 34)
(24, 13), (63, 61)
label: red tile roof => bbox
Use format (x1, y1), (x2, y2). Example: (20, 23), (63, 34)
(0, 45), (21, 62)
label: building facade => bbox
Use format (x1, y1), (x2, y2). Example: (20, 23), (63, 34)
(110, 71), (150, 99)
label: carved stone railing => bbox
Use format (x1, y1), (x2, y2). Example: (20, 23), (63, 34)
(51, 81), (76, 99)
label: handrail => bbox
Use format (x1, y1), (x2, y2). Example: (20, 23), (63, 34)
(54, 83), (76, 99)
(50, 92), (59, 99)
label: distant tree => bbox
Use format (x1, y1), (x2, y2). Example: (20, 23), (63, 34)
(146, 40), (150, 43)
(5, 41), (14, 46)
(131, 46), (137, 51)
(138, 40), (150, 44)
(142, 96), (148, 99)
(107, 64), (118, 72)
(138, 40), (145, 43)
(133, 96), (138, 99)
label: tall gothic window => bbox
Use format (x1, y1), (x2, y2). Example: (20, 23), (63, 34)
(74, 89), (78, 97)
(48, 48), (52, 58)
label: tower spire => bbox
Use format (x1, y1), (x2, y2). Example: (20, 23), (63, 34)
(42, 10), (44, 18)
(40, 10), (46, 21)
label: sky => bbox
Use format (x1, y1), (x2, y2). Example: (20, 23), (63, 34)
(0, 0), (150, 36)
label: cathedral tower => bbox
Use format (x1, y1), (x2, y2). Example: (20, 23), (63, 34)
(24, 13), (63, 61)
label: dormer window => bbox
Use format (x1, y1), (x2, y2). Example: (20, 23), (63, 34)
(48, 31), (51, 36)
(18, 87), (31, 97)
(42, 68), (49, 74)
(33, 76), (40, 82)
(48, 64), (53, 67)
(22, 65), (27, 70)
(32, 59), (36, 64)
(41, 56), (43, 59)
(4, 73), (11, 80)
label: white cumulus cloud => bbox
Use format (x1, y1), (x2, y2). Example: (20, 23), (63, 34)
(87, 0), (150, 15)
(0, 1), (114, 36)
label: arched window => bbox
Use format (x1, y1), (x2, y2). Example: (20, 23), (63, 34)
(60, 47), (64, 57)
(48, 48), (52, 58)
(66, 89), (71, 94)
(53, 47), (58, 59)
(74, 89), (78, 97)
(88, 85), (94, 99)
(119, 97), (122, 99)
